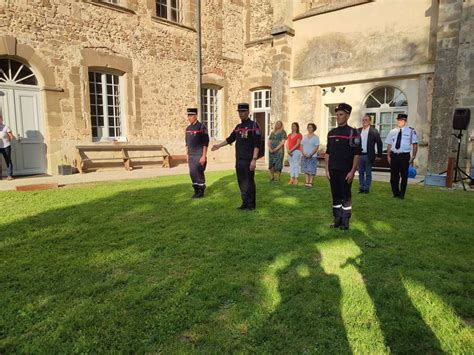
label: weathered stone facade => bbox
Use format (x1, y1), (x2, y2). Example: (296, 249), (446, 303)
(0, 0), (472, 175)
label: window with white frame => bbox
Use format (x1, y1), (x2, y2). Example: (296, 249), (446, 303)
(326, 104), (338, 131)
(156, 0), (180, 22)
(201, 87), (220, 139)
(102, 0), (120, 4)
(89, 71), (123, 140)
(252, 89), (271, 110)
(363, 86), (408, 150)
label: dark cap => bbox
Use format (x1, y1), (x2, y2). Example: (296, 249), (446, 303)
(187, 108), (198, 115)
(335, 103), (352, 114)
(237, 103), (250, 111)
(396, 113), (408, 120)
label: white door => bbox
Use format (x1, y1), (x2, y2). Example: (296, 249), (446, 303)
(0, 88), (45, 176)
(12, 89), (46, 175)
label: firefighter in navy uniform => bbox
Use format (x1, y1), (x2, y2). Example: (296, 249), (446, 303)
(325, 103), (361, 230)
(211, 103), (261, 210)
(185, 108), (209, 198)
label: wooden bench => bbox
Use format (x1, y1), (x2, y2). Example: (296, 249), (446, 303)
(75, 144), (171, 173)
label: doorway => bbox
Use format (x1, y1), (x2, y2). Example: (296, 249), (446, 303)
(252, 111), (270, 159)
(0, 59), (46, 176)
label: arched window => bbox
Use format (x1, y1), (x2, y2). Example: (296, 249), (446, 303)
(0, 58), (38, 86)
(363, 86), (408, 150)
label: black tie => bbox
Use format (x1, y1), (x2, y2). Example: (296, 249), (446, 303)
(395, 129), (402, 150)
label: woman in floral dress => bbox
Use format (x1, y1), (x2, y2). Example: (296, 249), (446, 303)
(268, 120), (287, 182)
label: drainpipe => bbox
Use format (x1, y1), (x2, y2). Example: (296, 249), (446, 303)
(196, 0), (202, 119)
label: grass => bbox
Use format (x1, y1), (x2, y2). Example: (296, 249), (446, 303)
(0, 171), (473, 353)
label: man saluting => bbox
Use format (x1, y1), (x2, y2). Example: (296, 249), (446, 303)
(211, 103), (261, 210)
(325, 103), (361, 230)
(185, 108), (209, 198)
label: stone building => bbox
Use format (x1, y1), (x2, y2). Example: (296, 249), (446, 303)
(0, 0), (472, 176)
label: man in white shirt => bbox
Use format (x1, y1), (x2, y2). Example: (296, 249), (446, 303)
(386, 114), (418, 199)
(0, 115), (14, 180)
(357, 115), (382, 193)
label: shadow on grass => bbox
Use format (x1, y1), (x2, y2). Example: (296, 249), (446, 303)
(0, 172), (472, 352)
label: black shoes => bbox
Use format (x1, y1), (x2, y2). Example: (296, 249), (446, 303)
(237, 205), (255, 211)
(330, 218), (341, 228)
(339, 218), (350, 230)
(191, 187), (205, 199)
(330, 218), (349, 230)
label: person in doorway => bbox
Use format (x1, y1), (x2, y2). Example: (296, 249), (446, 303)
(301, 123), (320, 188)
(0, 115), (14, 180)
(286, 122), (302, 185)
(185, 108), (209, 198)
(268, 120), (287, 182)
(211, 103), (261, 210)
(386, 113), (418, 199)
(357, 114), (382, 193)
(325, 103), (361, 230)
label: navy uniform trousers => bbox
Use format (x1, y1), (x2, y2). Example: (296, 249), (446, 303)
(390, 152), (410, 197)
(329, 169), (353, 220)
(236, 159), (256, 208)
(188, 155), (206, 189)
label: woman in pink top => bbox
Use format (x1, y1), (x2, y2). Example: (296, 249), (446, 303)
(286, 122), (302, 185)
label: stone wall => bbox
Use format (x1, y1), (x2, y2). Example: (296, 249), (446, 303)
(0, 0), (275, 174)
(427, 0), (473, 173)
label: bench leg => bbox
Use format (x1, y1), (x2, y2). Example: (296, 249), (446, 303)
(122, 149), (133, 171)
(75, 151), (84, 174)
(163, 155), (170, 168)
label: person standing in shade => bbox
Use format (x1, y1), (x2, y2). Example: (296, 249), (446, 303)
(185, 108), (209, 198)
(386, 113), (418, 199)
(286, 122), (303, 185)
(211, 103), (261, 210)
(325, 103), (361, 230)
(301, 123), (320, 188)
(268, 120), (287, 182)
(0, 115), (14, 180)
(357, 114), (382, 193)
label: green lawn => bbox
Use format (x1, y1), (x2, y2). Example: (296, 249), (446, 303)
(0, 171), (473, 353)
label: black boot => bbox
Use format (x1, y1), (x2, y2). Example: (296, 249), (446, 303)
(339, 218), (350, 230)
(191, 185), (199, 198)
(330, 218), (341, 228)
(330, 207), (342, 228)
(195, 186), (205, 198)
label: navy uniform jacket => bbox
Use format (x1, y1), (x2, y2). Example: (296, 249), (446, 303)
(327, 125), (362, 171)
(185, 121), (209, 156)
(226, 118), (262, 160)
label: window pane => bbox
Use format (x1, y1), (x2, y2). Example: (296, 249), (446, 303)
(156, 0), (167, 18)
(365, 95), (381, 108)
(390, 91), (408, 107)
(371, 88), (385, 105)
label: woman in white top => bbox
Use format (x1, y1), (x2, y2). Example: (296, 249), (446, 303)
(0, 115), (14, 180)
(301, 123), (320, 188)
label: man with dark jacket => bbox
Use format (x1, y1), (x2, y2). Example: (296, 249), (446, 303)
(357, 114), (382, 193)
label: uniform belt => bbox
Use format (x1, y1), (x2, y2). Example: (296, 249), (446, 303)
(391, 152), (410, 155)
(360, 152), (368, 155)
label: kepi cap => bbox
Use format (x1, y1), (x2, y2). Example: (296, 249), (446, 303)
(396, 113), (408, 120)
(237, 103), (250, 111)
(187, 108), (198, 115)
(335, 103), (352, 114)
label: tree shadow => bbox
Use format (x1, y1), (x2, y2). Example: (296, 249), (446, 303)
(349, 184), (473, 353)
(0, 173), (472, 353)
